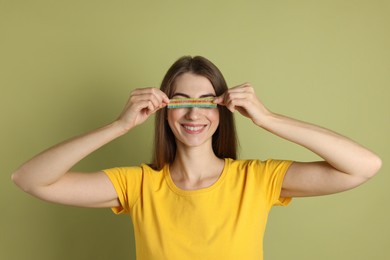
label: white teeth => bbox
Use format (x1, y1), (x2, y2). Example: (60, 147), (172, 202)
(183, 125), (204, 131)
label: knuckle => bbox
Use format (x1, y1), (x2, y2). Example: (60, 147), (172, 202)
(226, 92), (234, 99)
(244, 83), (253, 89)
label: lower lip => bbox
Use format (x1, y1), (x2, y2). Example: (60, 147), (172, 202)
(181, 125), (206, 134)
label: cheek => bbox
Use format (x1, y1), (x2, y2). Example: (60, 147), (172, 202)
(207, 109), (220, 126)
(167, 110), (182, 129)
(167, 111), (175, 130)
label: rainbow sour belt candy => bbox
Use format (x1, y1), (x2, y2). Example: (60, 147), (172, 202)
(167, 97), (217, 109)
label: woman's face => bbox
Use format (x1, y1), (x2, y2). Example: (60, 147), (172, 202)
(167, 72), (220, 149)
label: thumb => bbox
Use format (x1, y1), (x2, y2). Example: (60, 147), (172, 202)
(213, 95), (225, 105)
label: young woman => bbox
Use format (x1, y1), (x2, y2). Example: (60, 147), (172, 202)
(12, 56), (381, 259)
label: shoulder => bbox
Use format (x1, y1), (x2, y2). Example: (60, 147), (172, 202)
(227, 158), (293, 175)
(225, 159), (263, 179)
(227, 158), (278, 168)
(102, 164), (166, 192)
(102, 165), (143, 177)
(103, 163), (164, 175)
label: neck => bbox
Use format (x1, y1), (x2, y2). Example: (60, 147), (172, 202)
(170, 143), (223, 182)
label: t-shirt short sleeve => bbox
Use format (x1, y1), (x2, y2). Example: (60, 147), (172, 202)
(102, 166), (142, 214)
(257, 159), (293, 208)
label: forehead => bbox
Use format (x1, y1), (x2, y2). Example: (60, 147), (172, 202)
(173, 73), (215, 96)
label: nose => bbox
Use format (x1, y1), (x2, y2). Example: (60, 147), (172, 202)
(185, 107), (201, 120)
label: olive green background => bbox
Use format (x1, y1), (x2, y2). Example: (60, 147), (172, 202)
(1, 1), (389, 259)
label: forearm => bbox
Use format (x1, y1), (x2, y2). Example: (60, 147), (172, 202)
(257, 112), (382, 178)
(12, 121), (128, 191)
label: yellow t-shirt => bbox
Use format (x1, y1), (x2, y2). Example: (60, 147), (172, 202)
(103, 158), (292, 260)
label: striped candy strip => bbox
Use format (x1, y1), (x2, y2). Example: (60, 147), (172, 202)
(167, 97), (217, 109)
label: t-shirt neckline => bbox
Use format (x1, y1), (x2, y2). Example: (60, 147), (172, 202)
(164, 158), (231, 196)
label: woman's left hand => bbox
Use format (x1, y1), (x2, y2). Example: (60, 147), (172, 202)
(213, 83), (269, 126)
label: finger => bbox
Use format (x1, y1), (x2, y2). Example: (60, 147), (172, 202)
(220, 92), (252, 108)
(148, 88), (170, 105)
(161, 93), (170, 104)
(223, 91), (253, 102)
(224, 96), (253, 113)
(132, 87), (169, 105)
(147, 93), (163, 109)
(228, 83), (253, 92)
(213, 95), (225, 105)
(225, 97), (249, 107)
(215, 83), (252, 101)
(146, 99), (169, 115)
(132, 92), (166, 110)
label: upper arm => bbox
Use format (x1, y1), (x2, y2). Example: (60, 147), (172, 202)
(280, 161), (369, 198)
(30, 171), (120, 208)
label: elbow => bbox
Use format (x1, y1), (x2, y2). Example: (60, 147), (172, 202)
(11, 169), (32, 193)
(364, 153), (382, 179)
(11, 170), (24, 190)
(341, 155), (382, 192)
(371, 155), (382, 176)
(11, 170), (20, 186)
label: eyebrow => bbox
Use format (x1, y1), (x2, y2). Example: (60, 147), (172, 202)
(171, 92), (216, 98)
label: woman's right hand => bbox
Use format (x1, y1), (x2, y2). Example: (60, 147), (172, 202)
(116, 87), (170, 132)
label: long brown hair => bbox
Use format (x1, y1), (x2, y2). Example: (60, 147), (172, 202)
(151, 56), (238, 170)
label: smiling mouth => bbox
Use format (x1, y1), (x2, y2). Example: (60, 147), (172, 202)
(182, 124), (206, 133)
